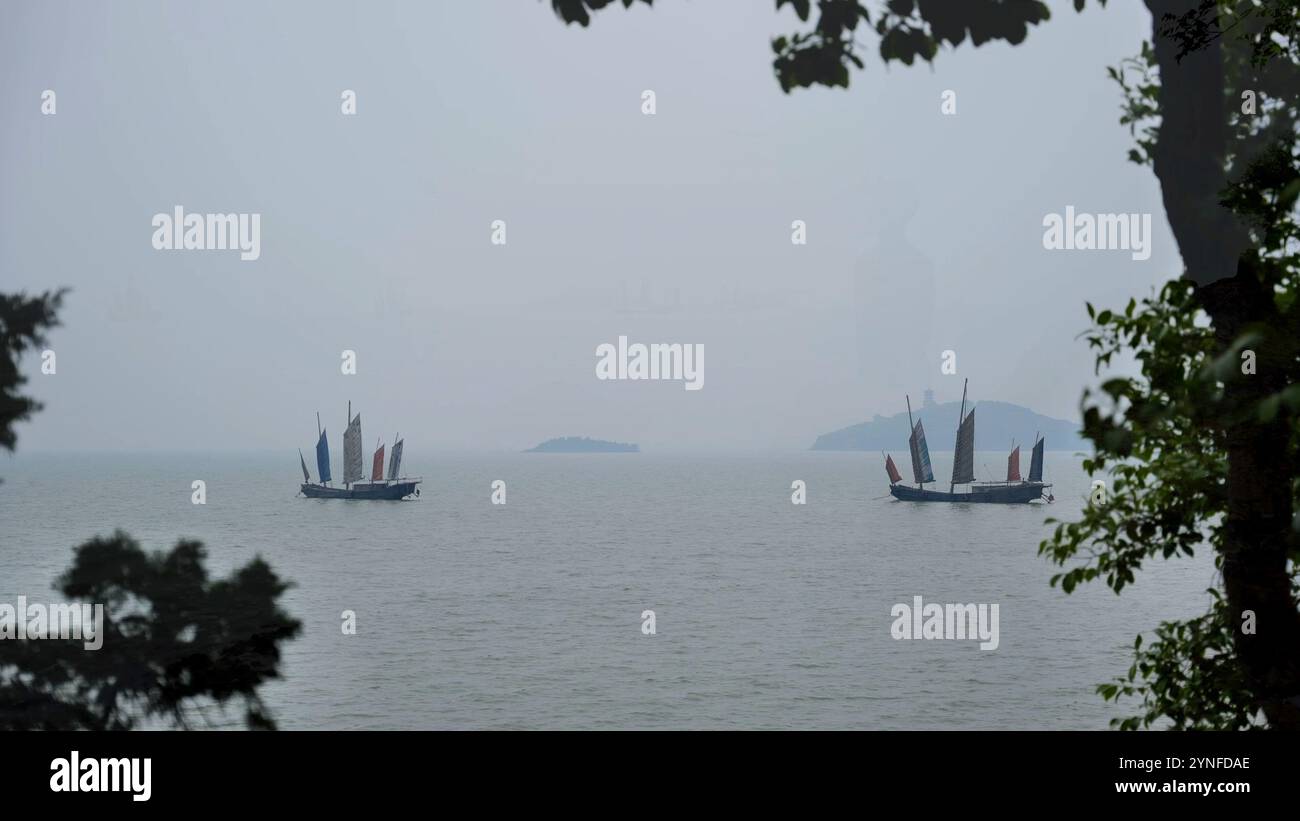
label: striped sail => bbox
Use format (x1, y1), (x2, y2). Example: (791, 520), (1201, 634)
(1007, 445), (1021, 482)
(951, 409), (975, 485)
(388, 439), (404, 480)
(372, 444), (385, 481)
(316, 430), (332, 483)
(343, 414), (363, 484)
(1028, 436), (1045, 482)
(908, 420), (935, 484)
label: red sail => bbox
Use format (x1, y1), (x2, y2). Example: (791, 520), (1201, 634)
(1007, 446), (1021, 482)
(885, 454), (902, 484)
(372, 445), (385, 481)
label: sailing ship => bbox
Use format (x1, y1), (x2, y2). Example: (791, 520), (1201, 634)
(298, 402), (421, 500)
(884, 379), (1052, 504)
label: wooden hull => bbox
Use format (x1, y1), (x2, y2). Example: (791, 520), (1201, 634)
(889, 482), (1050, 504)
(301, 481), (420, 500)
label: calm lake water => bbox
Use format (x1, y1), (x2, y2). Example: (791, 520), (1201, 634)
(0, 451), (1215, 729)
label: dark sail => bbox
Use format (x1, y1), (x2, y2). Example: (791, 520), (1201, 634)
(372, 444), (385, 481)
(1028, 436), (1045, 482)
(388, 439), (404, 480)
(299, 449), (311, 482)
(1007, 445), (1021, 482)
(952, 409), (975, 485)
(908, 421), (935, 484)
(316, 429), (332, 483)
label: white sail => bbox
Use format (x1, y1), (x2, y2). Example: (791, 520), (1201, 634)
(343, 413), (363, 484)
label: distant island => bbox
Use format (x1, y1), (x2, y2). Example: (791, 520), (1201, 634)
(811, 390), (1085, 452)
(526, 436), (639, 453)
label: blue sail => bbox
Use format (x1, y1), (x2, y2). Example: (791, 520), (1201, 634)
(316, 429), (332, 483)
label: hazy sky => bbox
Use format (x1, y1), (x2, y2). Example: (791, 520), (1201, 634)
(1, 0), (1179, 454)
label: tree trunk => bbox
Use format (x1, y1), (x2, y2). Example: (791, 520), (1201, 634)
(1146, 0), (1300, 729)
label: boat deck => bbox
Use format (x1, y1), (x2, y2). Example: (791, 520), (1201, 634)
(889, 481), (1050, 504)
(301, 479), (421, 500)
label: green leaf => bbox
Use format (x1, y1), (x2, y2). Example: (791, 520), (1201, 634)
(1257, 394), (1281, 422)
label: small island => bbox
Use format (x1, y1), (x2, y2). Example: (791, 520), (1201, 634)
(526, 436), (639, 453)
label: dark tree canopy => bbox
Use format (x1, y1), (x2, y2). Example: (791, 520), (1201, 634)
(0, 531), (302, 730)
(549, 0), (1089, 92)
(0, 289), (64, 455)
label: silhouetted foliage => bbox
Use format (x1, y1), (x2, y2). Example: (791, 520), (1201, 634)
(0, 531), (302, 730)
(549, 0), (1088, 92)
(0, 289), (64, 455)
(551, 0), (651, 28)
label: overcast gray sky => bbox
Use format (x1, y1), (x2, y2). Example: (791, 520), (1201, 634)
(1, 0), (1178, 453)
